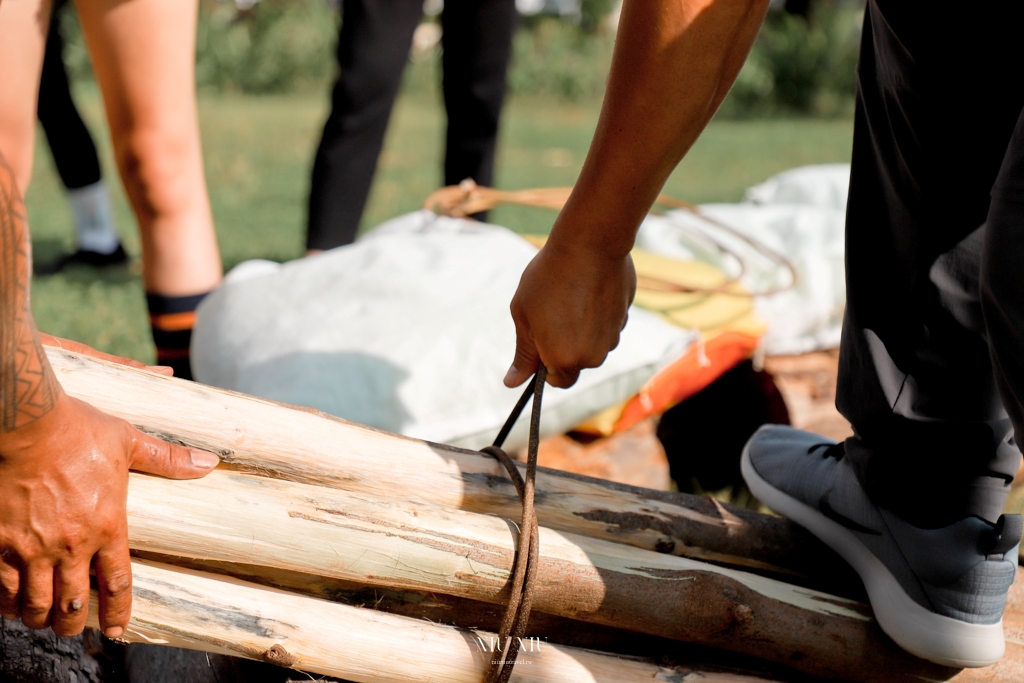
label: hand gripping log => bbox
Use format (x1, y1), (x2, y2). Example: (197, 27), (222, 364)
(479, 365), (546, 683)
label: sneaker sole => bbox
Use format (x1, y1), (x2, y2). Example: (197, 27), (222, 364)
(741, 444), (1004, 668)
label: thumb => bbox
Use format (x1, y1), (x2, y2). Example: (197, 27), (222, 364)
(126, 427), (220, 479)
(505, 326), (540, 388)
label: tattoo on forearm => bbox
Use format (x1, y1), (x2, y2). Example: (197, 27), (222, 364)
(0, 158), (59, 433)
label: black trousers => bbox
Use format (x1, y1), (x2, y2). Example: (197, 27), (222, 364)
(37, 0), (102, 191)
(838, 0), (1024, 528)
(305, 0), (516, 251)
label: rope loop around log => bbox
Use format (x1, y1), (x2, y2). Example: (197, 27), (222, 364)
(479, 365), (546, 683)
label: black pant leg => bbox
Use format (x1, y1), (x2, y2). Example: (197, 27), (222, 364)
(306, 0), (422, 251)
(837, 0), (1024, 527)
(440, 0), (516, 195)
(37, 0), (102, 191)
(982, 107), (1024, 474)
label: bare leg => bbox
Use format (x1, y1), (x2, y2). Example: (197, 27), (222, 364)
(0, 0), (51, 196)
(74, 0), (221, 295)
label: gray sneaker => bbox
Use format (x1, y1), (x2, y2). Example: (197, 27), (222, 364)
(741, 424), (1021, 667)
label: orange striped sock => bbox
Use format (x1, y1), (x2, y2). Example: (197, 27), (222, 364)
(146, 291), (210, 381)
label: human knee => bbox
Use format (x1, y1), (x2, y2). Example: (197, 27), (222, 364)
(114, 126), (197, 218)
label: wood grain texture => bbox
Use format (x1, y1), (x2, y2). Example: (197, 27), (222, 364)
(524, 418), (671, 490)
(126, 466), (1011, 682)
(48, 347), (860, 597)
(122, 468), (927, 681)
(50, 349), (1023, 681)
(131, 552), (794, 671)
(87, 560), (779, 683)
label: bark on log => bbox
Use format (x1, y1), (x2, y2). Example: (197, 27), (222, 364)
(131, 557), (1024, 683)
(123, 468), (952, 682)
(140, 553), (801, 674)
(0, 619), (105, 683)
(48, 348), (860, 597)
(48, 350), (1024, 681)
(87, 559), (778, 683)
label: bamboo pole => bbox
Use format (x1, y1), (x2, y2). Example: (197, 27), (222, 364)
(89, 559), (779, 683)
(48, 348), (858, 596)
(123, 468), (954, 682)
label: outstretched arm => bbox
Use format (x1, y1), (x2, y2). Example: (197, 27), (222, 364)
(505, 0), (769, 388)
(0, 155), (219, 638)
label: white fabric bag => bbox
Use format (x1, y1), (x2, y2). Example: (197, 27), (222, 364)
(192, 212), (695, 451)
(636, 163), (850, 355)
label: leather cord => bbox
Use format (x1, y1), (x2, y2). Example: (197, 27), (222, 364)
(479, 364), (546, 683)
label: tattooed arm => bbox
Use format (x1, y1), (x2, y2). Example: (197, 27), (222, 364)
(0, 159), (60, 428)
(0, 155), (219, 638)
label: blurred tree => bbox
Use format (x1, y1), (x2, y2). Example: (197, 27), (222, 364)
(57, 0), (861, 117)
(719, 0), (862, 117)
(579, 0), (617, 33)
(194, 0), (337, 94)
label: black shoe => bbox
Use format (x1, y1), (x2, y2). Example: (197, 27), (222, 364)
(36, 244), (129, 275)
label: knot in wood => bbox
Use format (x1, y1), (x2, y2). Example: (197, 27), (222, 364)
(263, 644), (297, 667)
(731, 603), (753, 625)
(654, 538), (676, 554)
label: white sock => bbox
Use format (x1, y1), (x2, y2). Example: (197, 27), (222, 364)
(67, 180), (120, 255)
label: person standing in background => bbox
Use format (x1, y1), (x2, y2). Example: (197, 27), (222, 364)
(35, 0), (127, 274)
(306, 0), (517, 253)
(0, 0), (223, 381)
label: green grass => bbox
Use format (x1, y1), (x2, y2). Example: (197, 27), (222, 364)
(26, 85), (852, 363)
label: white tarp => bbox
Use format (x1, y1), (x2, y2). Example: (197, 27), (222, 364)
(637, 163), (849, 355)
(193, 164), (848, 447)
(192, 213), (695, 451)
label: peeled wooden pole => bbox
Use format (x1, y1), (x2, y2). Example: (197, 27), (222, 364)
(47, 349), (1024, 681)
(48, 348), (858, 596)
(124, 468), (955, 683)
(131, 556), (1024, 683)
(138, 553), (780, 666)
(88, 560), (771, 683)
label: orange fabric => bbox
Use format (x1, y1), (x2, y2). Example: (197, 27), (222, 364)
(521, 232), (766, 436)
(149, 311), (197, 332)
(613, 330), (761, 433)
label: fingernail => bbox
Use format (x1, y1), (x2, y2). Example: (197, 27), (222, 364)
(503, 366), (518, 386)
(104, 626), (124, 639)
(190, 449), (220, 469)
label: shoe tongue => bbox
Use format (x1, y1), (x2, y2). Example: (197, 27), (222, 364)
(985, 514), (1023, 556)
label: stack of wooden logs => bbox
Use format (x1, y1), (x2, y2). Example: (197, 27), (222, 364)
(47, 347), (1023, 683)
